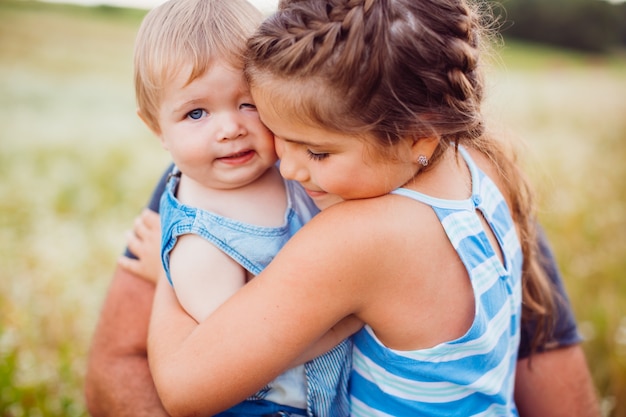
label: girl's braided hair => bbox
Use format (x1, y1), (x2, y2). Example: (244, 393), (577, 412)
(246, 0), (556, 353)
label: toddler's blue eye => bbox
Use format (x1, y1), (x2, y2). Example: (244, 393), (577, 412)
(187, 109), (205, 120)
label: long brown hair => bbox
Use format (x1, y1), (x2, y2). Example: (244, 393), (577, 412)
(246, 0), (555, 351)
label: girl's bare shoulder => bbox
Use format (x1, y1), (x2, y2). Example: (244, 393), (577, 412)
(299, 195), (440, 263)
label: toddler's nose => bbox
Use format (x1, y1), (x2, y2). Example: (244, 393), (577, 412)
(217, 112), (246, 141)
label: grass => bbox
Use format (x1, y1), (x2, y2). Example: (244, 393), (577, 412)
(0, 2), (169, 416)
(0, 1), (625, 416)
(485, 40), (626, 417)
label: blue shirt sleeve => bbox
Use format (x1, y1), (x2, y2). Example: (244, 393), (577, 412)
(123, 163), (174, 259)
(517, 226), (583, 359)
(123, 166), (580, 358)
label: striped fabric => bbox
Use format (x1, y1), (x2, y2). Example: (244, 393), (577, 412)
(160, 169), (351, 417)
(350, 146), (522, 416)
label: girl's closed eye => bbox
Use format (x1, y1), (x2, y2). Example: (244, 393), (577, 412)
(307, 149), (329, 161)
(187, 108), (207, 120)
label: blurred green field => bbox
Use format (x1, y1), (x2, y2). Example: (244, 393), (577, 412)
(0, 1), (625, 416)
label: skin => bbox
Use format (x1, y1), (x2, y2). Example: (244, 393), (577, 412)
(515, 346), (600, 417)
(150, 62), (278, 194)
(142, 61), (285, 323)
(149, 60), (360, 356)
(84, 260), (169, 417)
(146, 77), (511, 415)
(86, 197), (600, 417)
(117, 209), (162, 283)
(86, 61), (599, 417)
(85, 261), (600, 417)
(145, 78), (603, 415)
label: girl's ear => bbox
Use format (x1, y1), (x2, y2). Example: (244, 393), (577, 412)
(410, 136), (439, 163)
(137, 108), (167, 149)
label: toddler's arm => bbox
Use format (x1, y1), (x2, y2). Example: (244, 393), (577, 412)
(291, 315), (362, 366)
(168, 234), (248, 323)
(121, 208), (246, 323)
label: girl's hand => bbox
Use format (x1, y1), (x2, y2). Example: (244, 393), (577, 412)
(118, 209), (163, 284)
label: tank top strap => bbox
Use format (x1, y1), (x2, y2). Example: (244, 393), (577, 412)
(390, 145), (480, 211)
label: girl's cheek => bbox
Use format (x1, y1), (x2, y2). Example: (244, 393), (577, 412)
(274, 138), (284, 158)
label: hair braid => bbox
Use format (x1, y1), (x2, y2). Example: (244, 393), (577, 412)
(246, 0), (556, 353)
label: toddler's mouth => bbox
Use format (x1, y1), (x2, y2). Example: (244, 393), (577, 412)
(218, 150), (255, 164)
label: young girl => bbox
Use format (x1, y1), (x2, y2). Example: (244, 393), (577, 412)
(148, 0), (555, 415)
(134, 0), (354, 416)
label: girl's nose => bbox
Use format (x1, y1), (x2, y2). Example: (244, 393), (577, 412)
(277, 141), (308, 183)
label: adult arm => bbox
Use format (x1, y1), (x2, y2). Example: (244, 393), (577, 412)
(85, 265), (169, 417)
(515, 345), (599, 417)
(514, 227), (600, 417)
(85, 164), (172, 416)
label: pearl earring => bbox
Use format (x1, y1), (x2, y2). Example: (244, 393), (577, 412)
(418, 155), (429, 167)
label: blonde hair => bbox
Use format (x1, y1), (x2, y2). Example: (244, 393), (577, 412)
(134, 0), (263, 132)
(246, 0), (555, 352)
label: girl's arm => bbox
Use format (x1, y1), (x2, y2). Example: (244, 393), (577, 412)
(148, 203), (372, 417)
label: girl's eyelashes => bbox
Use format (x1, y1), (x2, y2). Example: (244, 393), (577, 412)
(307, 149), (329, 161)
(241, 102), (257, 110)
(187, 108), (206, 120)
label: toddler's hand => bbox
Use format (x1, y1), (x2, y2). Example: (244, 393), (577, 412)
(118, 209), (163, 284)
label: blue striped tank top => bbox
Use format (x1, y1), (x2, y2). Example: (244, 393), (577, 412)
(350, 146), (523, 416)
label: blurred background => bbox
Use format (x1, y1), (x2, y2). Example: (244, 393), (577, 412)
(0, 0), (625, 415)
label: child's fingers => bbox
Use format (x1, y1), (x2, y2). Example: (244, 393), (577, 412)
(133, 215), (149, 240)
(117, 255), (140, 275)
(133, 209), (160, 241)
(117, 256), (157, 284)
(140, 208), (160, 229)
(126, 230), (144, 256)
(120, 209), (162, 285)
